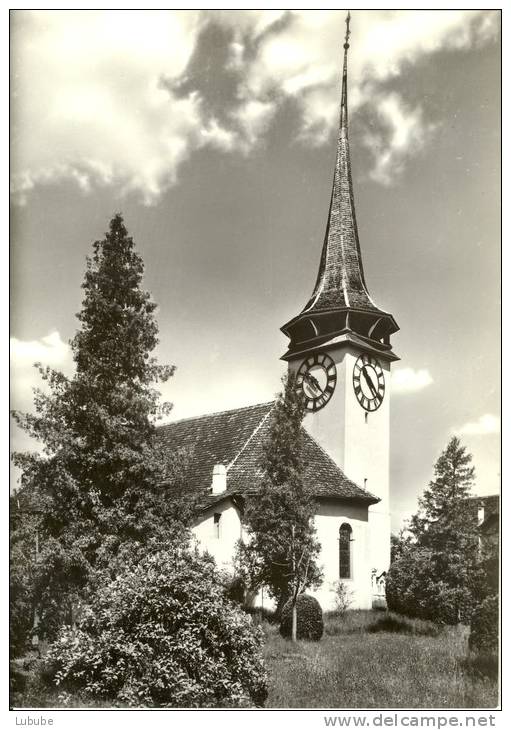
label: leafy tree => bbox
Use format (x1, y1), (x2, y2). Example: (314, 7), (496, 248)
(390, 529), (414, 563)
(10, 494), (41, 656)
(238, 374), (322, 641)
(11, 214), (192, 645)
(387, 437), (483, 624)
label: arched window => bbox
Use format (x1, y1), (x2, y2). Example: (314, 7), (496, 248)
(339, 523), (352, 579)
(213, 512), (221, 539)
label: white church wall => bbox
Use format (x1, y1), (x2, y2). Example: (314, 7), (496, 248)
(311, 499), (373, 611)
(192, 496), (373, 613)
(192, 498), (242, 572)
(252, 499), (373, 612)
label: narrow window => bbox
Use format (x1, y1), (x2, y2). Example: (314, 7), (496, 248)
(213, 512), (221, 539)
(339, 523), (352, 579)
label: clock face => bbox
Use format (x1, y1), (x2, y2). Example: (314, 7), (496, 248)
(296, 353), (337, 412)
(352, 354), (385, 412)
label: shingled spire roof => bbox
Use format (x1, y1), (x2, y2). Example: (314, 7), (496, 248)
(281, 13), (399, 361)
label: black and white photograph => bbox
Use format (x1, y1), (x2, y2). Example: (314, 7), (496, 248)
(9, 6), (502, 718)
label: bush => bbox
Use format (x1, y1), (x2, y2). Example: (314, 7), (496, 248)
(10, 542), (35, 657)
(469, 595), (499, 653)
(330, 580), (353, 616)
(386, 548), (475, 624)
(219, 571), (246, 605)
(460, 651), (498, 682)
(44, 542), (268, 708)
(324, 610), (377, 636)
(366, 613), (441, 637)
(280, 594), (323, 641)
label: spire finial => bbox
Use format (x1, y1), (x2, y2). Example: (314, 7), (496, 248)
(344, 10), (351, 50)
(340, 11), (351, 131)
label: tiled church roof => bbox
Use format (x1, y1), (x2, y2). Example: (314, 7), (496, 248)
(156, 402), (378, 509)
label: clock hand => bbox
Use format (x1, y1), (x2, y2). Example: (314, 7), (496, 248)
(361, 366), (378, 398)
(304, 371), (321, 395)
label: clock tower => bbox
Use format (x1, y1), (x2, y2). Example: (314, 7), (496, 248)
(281, 13), (399, 576)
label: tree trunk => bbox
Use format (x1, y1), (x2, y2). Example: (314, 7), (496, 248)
(276, 591), (288, 620)
(291, 600), (297, 642)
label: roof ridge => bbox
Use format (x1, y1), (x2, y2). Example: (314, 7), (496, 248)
(468, 494), (500, 500)
(227, 403), (276, 472)
(300, 426), (379, 502)
(157, 401), (275, 430)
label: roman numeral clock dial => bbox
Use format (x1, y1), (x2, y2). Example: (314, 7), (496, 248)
(296, 353), (337, 412)
(352, 354), (385, 412)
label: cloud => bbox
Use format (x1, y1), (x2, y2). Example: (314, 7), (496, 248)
(456, 414), (500, 436)
(230, 99), (276, 150)
(365, 93), (437, 186)
(10, 9), (499, 202)
(10, 10), (228, 204)
(10, 331), (74, 410)
(232, 9), (498, 181)
(391, 367), (433, 393)
(11, 331), (72, 370)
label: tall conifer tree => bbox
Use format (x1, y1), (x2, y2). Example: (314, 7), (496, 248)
(387, 437), (483, 623)
(11, 215), (186, 643)
(410, 436), (477, 555)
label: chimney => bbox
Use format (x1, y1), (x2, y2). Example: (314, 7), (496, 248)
(211, 464), (227, 495)
(477, 502), (485, 526)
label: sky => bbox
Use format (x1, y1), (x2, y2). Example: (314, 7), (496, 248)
(10, 9), (501, 530)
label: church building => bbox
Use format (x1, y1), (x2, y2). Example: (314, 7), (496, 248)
(157, 16), (399, 611)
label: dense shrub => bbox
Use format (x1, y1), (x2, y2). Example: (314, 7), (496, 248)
(280, 594), (323, 641)
(324, 610), (376, 636)
(469, 595), (499, 653)
(44, 543), (268, 708)
(219, 572), (247, 606)
(460, 651), (499, 682)
(366, 613), (441, 637)
(386, 548), (475, 624)
(10, 542), (35, 657)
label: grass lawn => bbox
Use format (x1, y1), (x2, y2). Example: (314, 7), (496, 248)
(262, 611), (498, 709)
(11, 611), (498, 709)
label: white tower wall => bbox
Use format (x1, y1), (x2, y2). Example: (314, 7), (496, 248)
(289, 342), (392, 576)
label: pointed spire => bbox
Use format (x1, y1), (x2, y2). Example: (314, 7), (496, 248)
(340, 10), (351, 132)
(281, 11), (399, 360)
(301, 9), (375, 316)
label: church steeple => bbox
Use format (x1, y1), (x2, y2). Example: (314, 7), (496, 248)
(281, 12), (399, 361)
